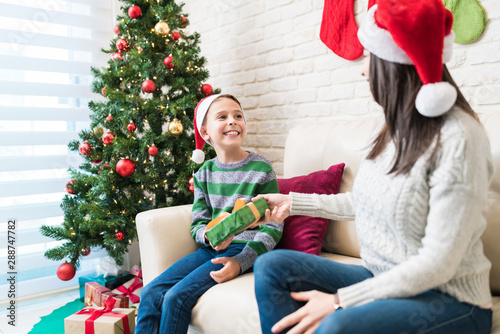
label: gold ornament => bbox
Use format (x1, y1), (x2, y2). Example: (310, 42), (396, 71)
(93, 127), (104, 137)
(154, 20), (170, 36)
(168, 118), (183, 136)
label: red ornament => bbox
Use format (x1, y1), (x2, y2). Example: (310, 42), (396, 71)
(128, 5), (142, 19)
(79, 142), (92, 155)
(127, 122), (136, 132)
(115, 232), (124, 241)
(148, 145), (158, 156)
(92, 158), (102, 164)
(103, 131), (115, 145)
(180, 16), (187, 28)
(57, 262), (76, 281)
(101, 87), (107, 95)
(114, 24), (120, 34)
(65, 179), (77, 194)
(172, 32), (181, 41)
(113, 52), (123, 61)
(188, 176), (194, 193)
(116, 158), (135, 177)
(105, 115), (113, 122)
(116, 38), (129, 51)
(201, 84), (213, 96)
(81, 248), (91, 256)
(142, 80), (156, 93)
(163, 56), (174, 69)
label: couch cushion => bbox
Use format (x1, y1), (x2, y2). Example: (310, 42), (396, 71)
(190, 273), (261, 334)
(283, 117), (380, 258)
(276, 163), (345, 255)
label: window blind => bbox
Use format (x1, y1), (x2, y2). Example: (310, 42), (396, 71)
(0, 0), (115, 301)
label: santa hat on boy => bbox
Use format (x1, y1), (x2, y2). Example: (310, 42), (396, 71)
(357, 0), (457, 117)
(192, 94), (221, 164)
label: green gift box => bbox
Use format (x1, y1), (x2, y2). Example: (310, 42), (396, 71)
(205, 198), (270, 247)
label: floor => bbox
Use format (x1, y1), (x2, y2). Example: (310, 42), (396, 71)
(1, 288), (80, 334)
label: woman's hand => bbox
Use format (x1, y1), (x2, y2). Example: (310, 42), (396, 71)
(271, 291), (337, 334)
(210, 257), (241, 283)
(252, 194), (291, 224)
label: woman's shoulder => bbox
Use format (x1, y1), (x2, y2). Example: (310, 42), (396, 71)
(441, 108), (489, 145)
(438, 108), (492, 172)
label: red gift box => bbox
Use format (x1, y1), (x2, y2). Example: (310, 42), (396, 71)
(130, 265), (142, 279)
(101, 291), (129, 308)
(85, 282), (110, 307)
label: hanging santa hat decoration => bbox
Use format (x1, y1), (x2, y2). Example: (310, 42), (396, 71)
(357, 0), (457, 117)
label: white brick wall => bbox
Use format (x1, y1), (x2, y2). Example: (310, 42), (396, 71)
(183, 0), (500, 176)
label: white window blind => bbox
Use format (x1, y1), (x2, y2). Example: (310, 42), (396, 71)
(0, 0), (115, 301)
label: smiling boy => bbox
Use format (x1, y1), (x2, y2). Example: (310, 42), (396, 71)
(136, 94), (281, 334)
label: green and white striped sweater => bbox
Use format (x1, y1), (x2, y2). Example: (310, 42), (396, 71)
(191, 152), (282, 273)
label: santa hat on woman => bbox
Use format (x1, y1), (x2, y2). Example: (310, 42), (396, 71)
(357, 0), (457, 117)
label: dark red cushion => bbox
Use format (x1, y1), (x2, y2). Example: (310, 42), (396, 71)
(276, 163), (345, 255)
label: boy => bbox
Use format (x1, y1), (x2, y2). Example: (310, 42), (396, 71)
(136, 94), (282, 334)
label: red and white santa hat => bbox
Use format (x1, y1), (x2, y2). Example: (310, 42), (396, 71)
(357, 0), (457, 117)
(192, 94), (221, 164)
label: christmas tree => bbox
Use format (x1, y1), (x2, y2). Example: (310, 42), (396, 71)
(41, 0), (216, 272)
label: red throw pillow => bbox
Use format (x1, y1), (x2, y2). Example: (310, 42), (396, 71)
(276, 163), (345, 255)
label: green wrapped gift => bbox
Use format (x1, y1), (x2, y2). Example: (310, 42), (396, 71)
(205, 198), (270, 247)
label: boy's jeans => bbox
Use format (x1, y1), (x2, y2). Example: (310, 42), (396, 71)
(255, 249), (492, 334)
(136, 243), (245, 334)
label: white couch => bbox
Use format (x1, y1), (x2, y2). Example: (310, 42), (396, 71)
(137, 111), (500, 334)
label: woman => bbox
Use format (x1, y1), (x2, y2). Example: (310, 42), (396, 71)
(253, 1), (493, 333)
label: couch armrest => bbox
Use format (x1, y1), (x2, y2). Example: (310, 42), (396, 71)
(136, 204), (198, 285)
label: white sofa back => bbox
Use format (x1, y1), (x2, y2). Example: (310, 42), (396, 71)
(283, 112), (500, 295)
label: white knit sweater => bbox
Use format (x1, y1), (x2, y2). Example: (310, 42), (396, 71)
(290, 109), (493, 308)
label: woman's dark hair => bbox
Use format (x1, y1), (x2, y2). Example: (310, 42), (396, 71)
(366, 53), (478, 174)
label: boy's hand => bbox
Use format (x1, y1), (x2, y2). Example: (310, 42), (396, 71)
(204, 231), (234, 251)
(210, 257), (240, 283)
(210, 235), (234, 251)
(252, 194), (291, 224)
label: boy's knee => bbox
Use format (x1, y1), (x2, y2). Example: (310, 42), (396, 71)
(139, 283), (154, 299)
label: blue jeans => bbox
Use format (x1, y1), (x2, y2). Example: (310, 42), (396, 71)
(254, 250), (492, 334)
(136, 244), (246, 334)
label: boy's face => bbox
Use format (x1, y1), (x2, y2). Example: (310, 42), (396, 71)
(200, 98), (246, 151)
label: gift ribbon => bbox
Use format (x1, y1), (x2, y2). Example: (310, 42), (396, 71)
(116, 276), (143, 304)
(76, 298), (130, 334)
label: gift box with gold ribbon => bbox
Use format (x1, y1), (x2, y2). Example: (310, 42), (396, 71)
(205, 197), (270, 247)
